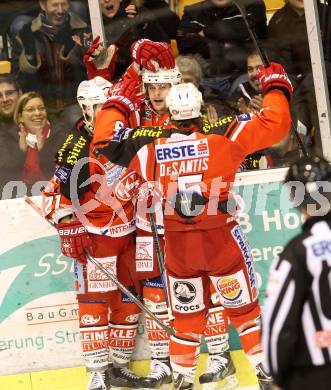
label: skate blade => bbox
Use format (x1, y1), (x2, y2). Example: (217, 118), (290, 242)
(162, 383), (173, 390)
(138, 385), (173, 390)
(216, 374), (239, 390)
(201, 374), (238, 390)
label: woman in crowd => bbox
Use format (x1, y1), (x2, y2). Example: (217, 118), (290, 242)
(14, 91), (61, 187)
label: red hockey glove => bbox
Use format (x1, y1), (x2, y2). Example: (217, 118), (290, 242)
(56, 220), (92, 264)
(83, 35), (117, 81)
(103, 78), (144, 127)
(258, 62), (293, 102)
(131, 39), (175, 71)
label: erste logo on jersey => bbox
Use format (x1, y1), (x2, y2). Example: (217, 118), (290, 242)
(156, 139), (209, 163)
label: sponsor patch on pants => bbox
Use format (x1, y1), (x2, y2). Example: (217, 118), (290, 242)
(136, 236), (154, 271)
(211, 270), (252, 308)
(231, 225), (258, 301)
(169, 276), (205, 313)
(87, 256), (117, 292)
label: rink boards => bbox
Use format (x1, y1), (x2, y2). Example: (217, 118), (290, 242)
(0, 167), (301, 379)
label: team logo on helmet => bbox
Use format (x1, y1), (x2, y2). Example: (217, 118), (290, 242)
(173, 281), (196, 304)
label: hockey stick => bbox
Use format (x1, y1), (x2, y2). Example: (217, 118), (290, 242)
(84, 251), (174, 335)
(24, 196), (175, 335)
(232, 0), (269, 67)
(148, 212), (171, 311)
(231, 0), (308, 157)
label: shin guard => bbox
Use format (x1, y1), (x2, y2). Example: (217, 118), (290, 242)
(79, 299), (109, 371)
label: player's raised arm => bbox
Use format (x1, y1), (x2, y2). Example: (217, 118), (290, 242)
(223, 62), (293, 155)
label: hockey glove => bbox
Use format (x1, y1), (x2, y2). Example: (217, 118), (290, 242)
(258, 62), (293, 102)
(103, 78), (144, 127)
(83, 35), (118, 81)
(131, 39), (175, 71)
(56, 220), (92, 264)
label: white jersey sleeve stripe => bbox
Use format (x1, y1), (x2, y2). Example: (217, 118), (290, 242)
(262, 259), (291, 373)
(137, 145), (149, 181)
(270, 279), (295, 373)
(230, 121), (248, 142)
(302, 302), (325, 365)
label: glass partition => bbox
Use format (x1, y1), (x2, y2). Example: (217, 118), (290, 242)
(0, 0), (330, 199)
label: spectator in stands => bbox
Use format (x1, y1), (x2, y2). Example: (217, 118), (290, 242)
(175, 54), (234, 119)
(13, 92), (63, 189)
(100, 0), (180, 79)
(0, 74), (22, 120)
(177, 0), (267, 97)
(267, 0), (318, 151)
(0, 74), (25, 197)
(12, 0), (89, 113)
(228, 50), (301, 169)
(229, 49), (263, 114)
(175, 54), (202, 88)
(8, 1), (89, 39)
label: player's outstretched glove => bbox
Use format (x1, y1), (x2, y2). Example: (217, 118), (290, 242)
(103, 78), (144, 126)
(258, 62), (293, 102)
(131, 39), (175, 71)
(83, 35), (117, 81)
(56, 220), (92, 264)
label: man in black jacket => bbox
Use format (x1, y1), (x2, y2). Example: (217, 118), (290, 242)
(262, 155), (331, 390)
(12, 0), (89, 112)
(177, 0), (267, 82)
(267, 0), (331, 152)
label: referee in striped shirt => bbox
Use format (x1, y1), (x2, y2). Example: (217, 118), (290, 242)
(262, 155), (331, 390)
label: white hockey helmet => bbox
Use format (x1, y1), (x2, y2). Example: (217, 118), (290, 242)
(142, 67), (181, 91)
(77, 76), (112, 129)
(166, 82), (203, 120)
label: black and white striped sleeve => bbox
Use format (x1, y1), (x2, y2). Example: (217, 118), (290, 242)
(262, 243), (308, 386)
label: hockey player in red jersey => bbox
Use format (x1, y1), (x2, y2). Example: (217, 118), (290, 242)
(82, 38), (179, 389)
(137, 65), (236, 389)
(134, 66), (181, 388)
(43, 76), (149, 390)
(84, 38), (239, 388)
(92, 61), (293, 390)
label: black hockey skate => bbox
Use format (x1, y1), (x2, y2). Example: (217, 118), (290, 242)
(86, 369), (110, 390)
(140, 359), (173, 388)
(174, 373), (194, 390)
(199, 352), (238, 389)
(108, 365), (143, 388)
(256, 363), (273, 390)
